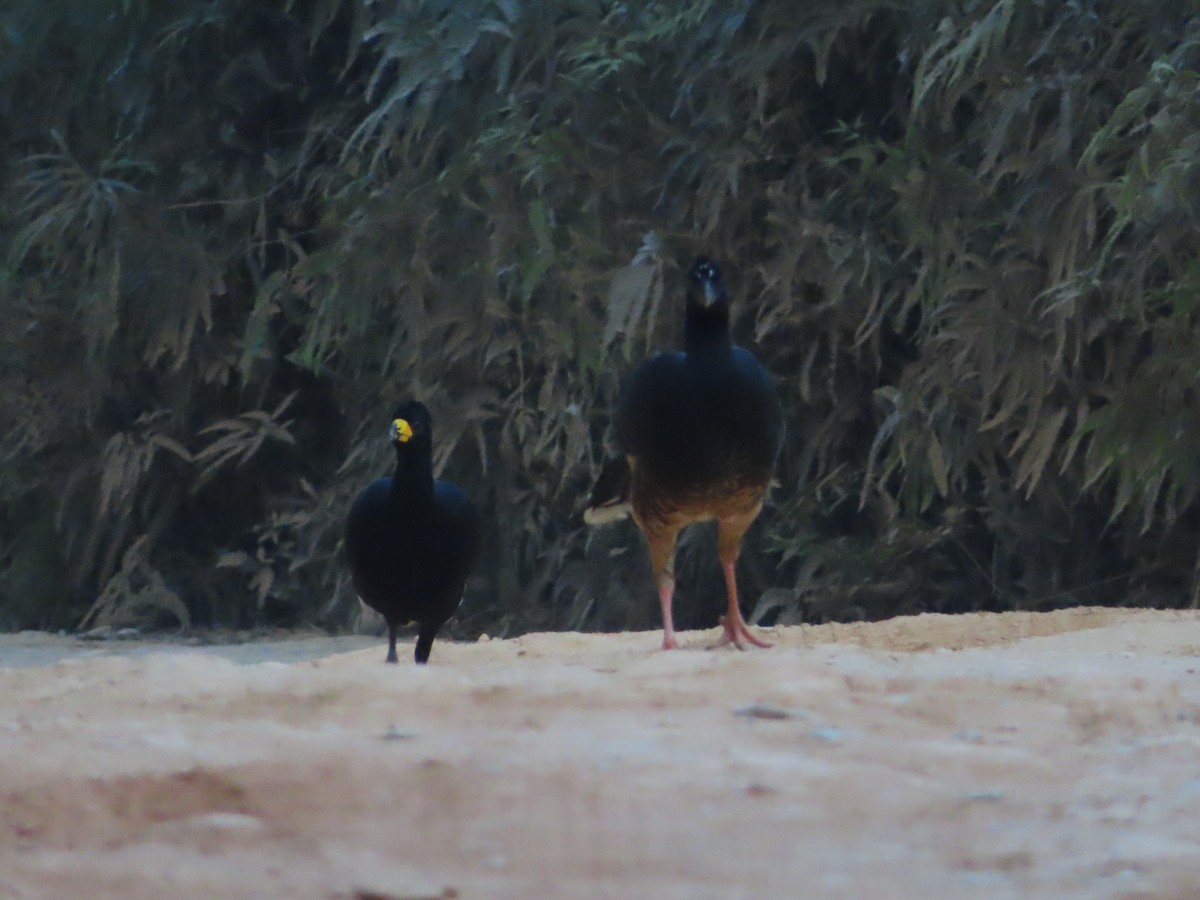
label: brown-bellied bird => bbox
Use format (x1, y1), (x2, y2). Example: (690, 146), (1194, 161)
(344, 401), (481, 664)
(585, 257), (784, 650)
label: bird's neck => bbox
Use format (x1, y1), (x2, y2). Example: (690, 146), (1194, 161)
(684, 302), (733, 358)
(390, 446), (436, 508)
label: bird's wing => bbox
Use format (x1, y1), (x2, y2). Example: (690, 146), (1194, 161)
(731, 346), (785, 457)
(434, 480), (482, 569)
(614, 351), (686, 458)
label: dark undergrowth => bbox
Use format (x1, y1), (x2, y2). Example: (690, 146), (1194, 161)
(2, 1), (1199, 637)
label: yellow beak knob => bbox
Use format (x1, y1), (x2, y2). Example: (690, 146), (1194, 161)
(391, 418), (414, 444)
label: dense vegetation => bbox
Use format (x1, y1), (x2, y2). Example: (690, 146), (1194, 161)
(2, 0), (1199, 638)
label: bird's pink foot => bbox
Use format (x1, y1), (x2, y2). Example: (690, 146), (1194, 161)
(710, 614), (772, 650)
(711, 560), (771, 649)
(658, 578), (680, 650)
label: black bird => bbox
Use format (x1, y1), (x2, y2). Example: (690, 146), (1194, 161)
(344, 401), (481, 664)
(585, 257), (784, 650)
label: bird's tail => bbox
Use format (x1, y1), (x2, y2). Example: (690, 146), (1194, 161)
(583, 455), (633, 525)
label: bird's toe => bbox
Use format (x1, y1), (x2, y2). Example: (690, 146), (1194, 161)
(710, 615), (772, 651)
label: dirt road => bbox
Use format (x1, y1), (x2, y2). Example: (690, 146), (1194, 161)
(1, 607), (1198, 898)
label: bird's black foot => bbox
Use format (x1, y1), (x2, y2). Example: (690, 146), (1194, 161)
(386, 628), (399, 664)
(414, 624), (438, 664)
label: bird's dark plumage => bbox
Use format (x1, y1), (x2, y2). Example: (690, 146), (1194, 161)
(586, 256), (783, 649)
(344, 401), (481, 664)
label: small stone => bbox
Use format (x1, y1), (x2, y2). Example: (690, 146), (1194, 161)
(732, 704), (804, 720)
(966, 790), (1004, 803)
(745, 783), (777, 796)
(809, 726), (845, 743)
(382, 725), (420, 741)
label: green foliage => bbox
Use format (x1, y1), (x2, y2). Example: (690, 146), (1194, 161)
(2, 0), (1200, 634)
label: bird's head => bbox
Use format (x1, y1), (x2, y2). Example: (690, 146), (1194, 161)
(389, 400), (433, 449)
(687, 256), (726, 309)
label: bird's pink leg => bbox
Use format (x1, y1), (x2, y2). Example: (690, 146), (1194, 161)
(659, 577), (679, 650)
(711, 562), (771, 650)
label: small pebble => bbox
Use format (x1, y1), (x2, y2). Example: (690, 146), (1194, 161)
(733, 704), (804, 720)
(382, 725), (420, 741)
(809, 726), (845, 743)
(745, 783), (777, 797)
(966, 790), (1004, 803)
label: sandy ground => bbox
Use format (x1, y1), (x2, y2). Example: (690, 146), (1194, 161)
(1, 608), (1200, 899)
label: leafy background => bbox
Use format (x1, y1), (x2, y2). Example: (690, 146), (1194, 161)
(2, 0), (1199, 639)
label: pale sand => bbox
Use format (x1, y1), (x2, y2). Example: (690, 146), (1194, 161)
(1, 606), (1199, 898)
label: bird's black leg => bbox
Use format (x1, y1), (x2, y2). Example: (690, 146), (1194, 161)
(414, 622), (439, 664)
(386, 624), (399, 664)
